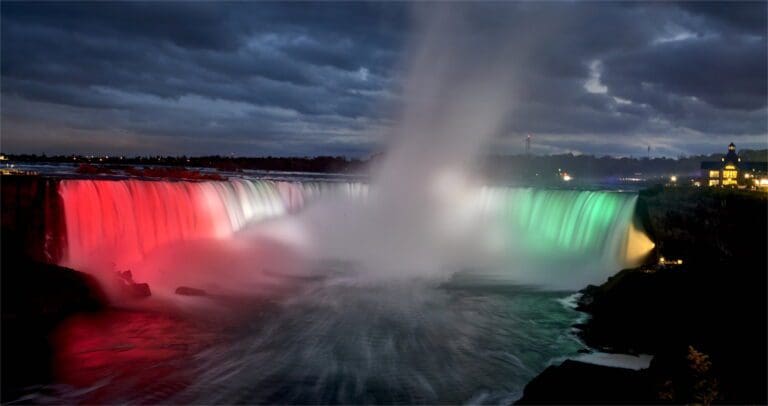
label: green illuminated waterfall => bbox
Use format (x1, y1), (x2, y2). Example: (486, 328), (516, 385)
(480, 187), (652, 289)
(485, 188), (636, 254)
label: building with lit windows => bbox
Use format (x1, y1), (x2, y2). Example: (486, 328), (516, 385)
(701, 143), (768, 189)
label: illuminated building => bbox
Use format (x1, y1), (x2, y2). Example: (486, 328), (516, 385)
(659, 256), (684, 267)
(700, 143), (768, 189)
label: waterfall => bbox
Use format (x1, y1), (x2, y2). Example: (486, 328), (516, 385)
(58, 179), (294, 270)
(57, 178), (370, 271)
(482, 188), (641, 257)
(478, 187), (654, 288)
(56, 178), (650, 289)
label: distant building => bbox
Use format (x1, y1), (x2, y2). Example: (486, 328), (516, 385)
(701, 143), (768, 189)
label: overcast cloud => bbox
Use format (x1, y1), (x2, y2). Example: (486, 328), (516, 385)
(1, 2), (766, 157)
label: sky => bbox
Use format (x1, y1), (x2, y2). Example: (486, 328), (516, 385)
(1, 2), (766, 158)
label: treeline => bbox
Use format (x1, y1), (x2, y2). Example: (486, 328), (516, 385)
(4, 154), (367, 174)
(483, 149), (768, 181)
(4, 149), (766, 178)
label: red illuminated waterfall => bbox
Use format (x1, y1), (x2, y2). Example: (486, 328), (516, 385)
(58, 179), (304, 270)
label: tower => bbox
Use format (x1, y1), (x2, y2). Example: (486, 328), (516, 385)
(526, 134), (531, 155)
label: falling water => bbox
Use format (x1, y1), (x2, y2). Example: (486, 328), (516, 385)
(58, 179), (292, 271)
(479, 187), (654, 288)
(56, 178), (650, 292)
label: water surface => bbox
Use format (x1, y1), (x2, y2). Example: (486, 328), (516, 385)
(27, 271), (583, 404)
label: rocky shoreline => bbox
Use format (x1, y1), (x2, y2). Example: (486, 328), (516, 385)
(518, 186), (768, 404)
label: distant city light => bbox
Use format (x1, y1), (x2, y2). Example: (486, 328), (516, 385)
(670, 175), (677, 182)
(562, 172), (572, 182)
(659, 256), (684, 266)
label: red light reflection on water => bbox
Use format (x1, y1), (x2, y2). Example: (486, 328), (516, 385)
(52, 310), (219, 404)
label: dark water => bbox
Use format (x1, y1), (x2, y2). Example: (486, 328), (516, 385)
(18, 273), (583, 405)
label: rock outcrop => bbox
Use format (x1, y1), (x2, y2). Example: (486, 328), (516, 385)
(517, 360), (652, 404)
(1, 257), (108, 402)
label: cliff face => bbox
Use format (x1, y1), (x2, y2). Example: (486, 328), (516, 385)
(1, 176), (107, 401)
(2, 175), (66, 264)
(592, 188), (766, 403)
(520, 187), (768, 404)
(637, 185), (767, 269)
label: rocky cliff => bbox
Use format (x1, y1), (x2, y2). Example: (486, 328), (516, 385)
(519, 187), (767, 404)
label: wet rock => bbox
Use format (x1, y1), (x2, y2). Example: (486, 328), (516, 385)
(116, 270), (151, 298)
(128, 283), (151, 298)
(175, 286), (207, 296)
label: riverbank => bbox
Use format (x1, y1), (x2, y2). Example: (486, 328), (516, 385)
(518, 186), (768, 404)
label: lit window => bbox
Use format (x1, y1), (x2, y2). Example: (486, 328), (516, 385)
(709, 170), (719, 178)
(723, 170), (737, 179)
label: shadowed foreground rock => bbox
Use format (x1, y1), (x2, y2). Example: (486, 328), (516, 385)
(1, 257), (108, 402)
(516, 360), (652, 404)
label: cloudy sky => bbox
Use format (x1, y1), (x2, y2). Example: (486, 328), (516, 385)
(1, 2), (766, 157)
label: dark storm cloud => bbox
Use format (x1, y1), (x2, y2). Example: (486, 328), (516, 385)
(0, 1), (765, 157)
(603, 36), (766, 110)
(678, 2), (767, 33)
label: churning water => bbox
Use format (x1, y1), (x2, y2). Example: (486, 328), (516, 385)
(33, 268), (584, 404)
(163, 277), (584, 404)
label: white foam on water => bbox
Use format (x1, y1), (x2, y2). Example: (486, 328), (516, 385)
(574, 352), (653, 371)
